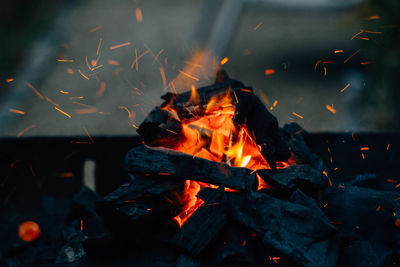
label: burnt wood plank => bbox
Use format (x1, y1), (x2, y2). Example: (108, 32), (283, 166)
(125, 145), (256, 190)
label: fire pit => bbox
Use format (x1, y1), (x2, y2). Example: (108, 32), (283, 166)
(1, 73), (400, 266)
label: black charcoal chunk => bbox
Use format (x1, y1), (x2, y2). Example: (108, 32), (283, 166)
(338, 240), (379, 267)
(322, 184), (400, 257)
(227, 191), (338, 267)
(283, 122), (325, 172)
(175, 254), (200, 267)
(137, 107), (182, 148)
(257, 164), (328, 193)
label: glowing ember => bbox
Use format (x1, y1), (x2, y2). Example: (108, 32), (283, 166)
(18, 221), (40, 242)
(326, 104), (336, 114)
(8, 108), (25, 115)
(264, 69), (275, 76)
(220, 57), (229, 65)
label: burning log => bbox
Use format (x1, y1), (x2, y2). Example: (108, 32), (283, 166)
(125, 145), (256, 190)
(137, 70), (290, 170)
(160, 71), (245, 109)
(233, 88), (290, 169)
(226, 190), (338, 267)
(171, 188), (228, 256)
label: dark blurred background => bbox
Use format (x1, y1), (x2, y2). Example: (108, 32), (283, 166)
(0, 0), (399, 136)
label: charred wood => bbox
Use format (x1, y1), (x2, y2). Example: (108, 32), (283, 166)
(202, 222), (257, 266)
(96, 178), (184, 242)
(137, 107), (182, 148)
(171, 188), (228, 256)
(257, 165), (328, 194)
(175, 254), (200, 267)
(283, 123), (325, 173)
(338, 240), (379, 267)
(125, 145), (256, 190)
(226, 191), (338, 267)
(233, 90), (290, 170)
(322, 183), (400, 253)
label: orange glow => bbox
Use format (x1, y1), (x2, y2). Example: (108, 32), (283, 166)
(340, 83), (350, 93)
(254, 22), (262, 30)
(96, 81), (106, 97)
(188, 85), (199, 104)
(292, 112), (303, 119)
(220, 57), (229, 65)
(54, 107), (71, 118)
(109, 42), (131, 50)
(161, 90), (293, 227)
(6, 78), (14, 83)
(25, 82), (44, 99)
(160, 67), (167, 91)
(18, 221), (40, 242)
(78, 69), (89, 80)
(136, 8), (143, 23)
(16, 125), (36, 138)
(265, 69), (275, 76)
(344, 49), (361, 64)
(178, 70), (200, 81)
(256, 173), (272, 190)
(326, 105), (336, 114)
(57, 59), (74, 62)
(59, 172), (74, 178)
(269, 256), (280, 263)
(361, 15), (380, 20)
(270, 100), (278, 110)
(8, 108), (25, 115)
(107, 59), (120, 66)
(173, 181), (204, 228)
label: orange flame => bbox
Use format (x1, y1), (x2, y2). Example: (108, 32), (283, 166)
(171, 91), (284, 226)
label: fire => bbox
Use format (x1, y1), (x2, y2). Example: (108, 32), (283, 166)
(174, 90), (270, 170)
(170, 87), (291, 226)
(172, 181), (204, 228)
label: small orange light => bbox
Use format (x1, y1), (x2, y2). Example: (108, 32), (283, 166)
(264, 69), (275, 76)
(220, 57), (229, 65)
(18, 221), (40, 242)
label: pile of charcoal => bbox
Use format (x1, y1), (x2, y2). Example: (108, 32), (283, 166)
(1, 73), (399, 266)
